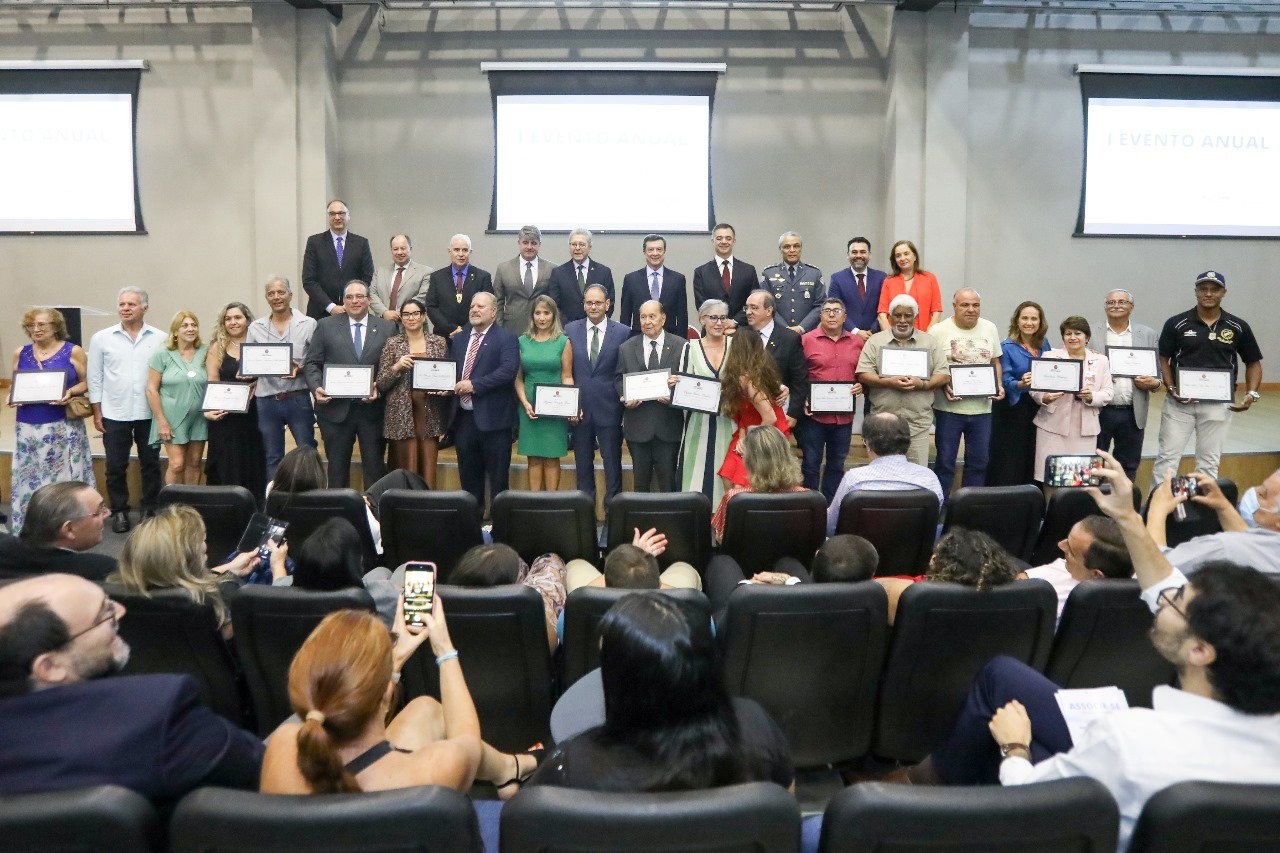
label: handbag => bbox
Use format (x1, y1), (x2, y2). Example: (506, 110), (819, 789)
(65, 395), (93, 420)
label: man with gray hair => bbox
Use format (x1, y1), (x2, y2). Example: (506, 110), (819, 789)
(1097, 288), (1160, 481)
(425, 233), (493, 343)
(247, 276), (318, 480)
(549, 227), (616, 323)
(493, 225), (555, 334)
(0, 482), (116, 582)
(759, 231), (825, 333)
(87, 286), (163, 534)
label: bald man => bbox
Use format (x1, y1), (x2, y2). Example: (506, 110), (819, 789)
(615, 300), (685, 492)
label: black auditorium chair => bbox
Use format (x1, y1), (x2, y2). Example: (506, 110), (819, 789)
(399, 584), (553, 753)
(491, 490), (598, 565)
(604, 491), (713, 574)
(378, 488), (483, 582)
(265, 488), (379, 572)
(818, 778), (1119, 853)
(107, 585), (246, 725)
(561, 586), (711, 689)
(1157, 477), (1238, 547)
(170, 785), (482, 853)
(157, 484), (257, 563)
(1128, 781), (1280, 853)
(501, 782), (801, 853)
(0, 785), (160, 853)
(230, 585), (376, 737)
(942, 485), (1044, 564)
(1045, 579), (1176, 708)
(720, 491), (827, 573)
(873, 581), (1057, 763)
(835, 488), (939, 576)
(1030, 488), (1106, 566)
(719, 582), (888, 768)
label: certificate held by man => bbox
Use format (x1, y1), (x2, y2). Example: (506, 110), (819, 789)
(1177, 367), (1233, 402)
(412, 358), (456, 392)
(949, 364), (998, 398)
(323, 364), (375, 398)
(809, 382), (855, 414)
(239, 342), (294, 377)
(879, 347), (930, 379)
(622, 369), (671, 403)
(671, 374), (722, 414)
(1106, 346), (1158, 379)
(1030, 358), (1083, 393)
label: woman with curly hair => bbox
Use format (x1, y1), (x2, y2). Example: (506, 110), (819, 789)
(203, 302), (266, 498)
(715, 328), (789, 489)
(877, 528), (1018, 624)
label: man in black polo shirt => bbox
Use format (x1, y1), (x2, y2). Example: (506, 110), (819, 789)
(1152, 270), (1263, 491)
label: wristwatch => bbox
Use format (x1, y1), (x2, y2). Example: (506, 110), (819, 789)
(1247, 390), (1261, 401)
(999, 742), (1031, 759)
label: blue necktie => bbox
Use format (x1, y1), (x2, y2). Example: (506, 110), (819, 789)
(353, 322), (363, 358)
(335, 235), (345, 266)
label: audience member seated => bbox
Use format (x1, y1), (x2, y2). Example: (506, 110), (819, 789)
(1019, 515), (1133, 623)
(449, 543), (567, 651)
(711, 423), (809, 544)
(0, 481), (116, 582)
(705, 534), (879, 618)
(0, 573), (263, 803)
(876, 528), (1018, 624)
(565, 527), (702, 592)
(271, 517), (399, 627)
(260, 603), (536, 797)
(893, 451), (1280, 853)
(826, 411), (943, 536)
(1238, 466), (1280, 529)
(108, 504), (278, 639)
(1147, 472), (1280, 576)
(526, 592), (794, 792)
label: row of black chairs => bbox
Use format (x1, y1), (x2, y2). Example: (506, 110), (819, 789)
(5, 777), (1277, 853)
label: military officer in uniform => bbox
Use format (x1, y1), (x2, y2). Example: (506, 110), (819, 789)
(760, 231), (825, 334)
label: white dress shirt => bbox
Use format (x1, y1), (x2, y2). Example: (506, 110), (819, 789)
(86, 324), (163, 420)
(1105, 323), (1135, 406)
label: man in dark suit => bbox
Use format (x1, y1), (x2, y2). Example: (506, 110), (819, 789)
(449, 291), (520, 513)
(492, 225), (555, 335)
(425, 233), (493, 346)
(615, 300), (686, 492)
(300, 199), (375, 321)
(0, 574), (263, 803)
(619, 234), (688, 338)
(827, 237), (886, 341)
(565, 284), (630, 505)
(0, 482), (116, 582)
(744, 290), (808, 430)
(549, 227), (616, 323)
(692, 222), (758, 327)
(304, 281), (392, 488)
(369, 233), (432, 323)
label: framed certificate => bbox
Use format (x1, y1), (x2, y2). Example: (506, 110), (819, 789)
(412, 358), (456, 392)
(809, 382), (856, 413)
(323, 364), (375, 398)
(879, 347), (930, 379)
(622, 369), (671, 403)
(1107, 347), (1158, 378)
(239, 343), (294, 377)
(1176, 367), (1234, 402)
(202, 382), (253, 413)
(1030, 358), (1083, 393)
(9, 369), (66, 404)
(949, 364), (998, 398)
(534, 384), (580, 418)
(671, 374), (722, 414)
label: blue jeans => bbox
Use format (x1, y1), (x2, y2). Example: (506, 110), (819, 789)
(256, 392), (317, 481)
(932, 410), (992, 500)
(798, 418), (852, 504)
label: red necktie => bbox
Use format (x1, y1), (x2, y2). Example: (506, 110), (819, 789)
(721, 260), (731, 294)
(459, 331), (483, 406)
(455, 268), (465, 297)
(857, 273), (866, 299)
(389, 267), (404, 309)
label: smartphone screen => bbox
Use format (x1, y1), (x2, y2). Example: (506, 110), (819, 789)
(1044, 454), (1103, 488)
(403, 562), (438, 628)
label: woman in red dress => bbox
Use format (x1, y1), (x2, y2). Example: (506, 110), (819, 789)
(716, 329), (789, 488)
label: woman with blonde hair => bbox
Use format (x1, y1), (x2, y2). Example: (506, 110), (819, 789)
(204, 302), (266, 497)
(716, 328), (788, 489)
(711, 424), (806, 543)
(514, 294), (574, 490)
(147, 311), (208, 485)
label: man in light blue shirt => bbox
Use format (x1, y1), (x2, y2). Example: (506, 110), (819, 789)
(87, 287), (163, 534)
(827, 412), (944, 536)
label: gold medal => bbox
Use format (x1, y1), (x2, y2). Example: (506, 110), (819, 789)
(456, 293), (463, 303)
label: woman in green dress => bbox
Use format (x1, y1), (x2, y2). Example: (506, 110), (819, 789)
(515, 294), (574, 491)
(146, 311), (209, 485)
(678, 299), (735, 508)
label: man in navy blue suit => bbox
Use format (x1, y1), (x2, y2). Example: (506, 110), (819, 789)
(549, 228), (616, 323)
(449, 292), (520, 514)
(619, 234), (688, 338)
(565, 284), (630, 505)
(827, 237), (886, 341)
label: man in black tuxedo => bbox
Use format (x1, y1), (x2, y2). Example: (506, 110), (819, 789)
(549, 227), (616, 323)
(304, 281), (392, 488)
(744, 290), (807, 431)
(300, 199), (375, 321)
(425, 233), (494, 347)
(619, 234), (688, 338)
(692, 223), (758, 327)
(615, 301), (686, 492)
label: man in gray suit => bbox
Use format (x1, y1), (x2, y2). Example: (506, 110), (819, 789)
(369, 234), (432, 323)
(492, 225), (554, 335)
(759, 230), (825, 333)
(304, 280), (393, 488)
(615, 300), (685, 492)
(1097, 288), (1161, 481)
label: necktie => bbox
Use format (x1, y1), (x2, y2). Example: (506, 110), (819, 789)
(788, 265), (796, 284)
(760, 330), (768, 345)
(389, 267), (404, 310)
(577, 265), (586, 295)
(335, 236), (344, 266)
(459, 331), (483, 406)
(590, 325), (600, 365)
(648, 339), (659, 370)
(650, 270), (660, 301)
(352, 322), (363, 358)
(857, 273), (866, 299)
(523, 261), (533, 292)
(455, 268), (465, 301)
(721, 260), (731, 294)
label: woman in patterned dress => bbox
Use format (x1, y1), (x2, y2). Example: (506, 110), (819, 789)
(678, 299), (735, 508)
(376, 298), (449, 487)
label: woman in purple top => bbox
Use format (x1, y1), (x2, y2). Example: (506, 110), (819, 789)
(9, 308), (96, 533)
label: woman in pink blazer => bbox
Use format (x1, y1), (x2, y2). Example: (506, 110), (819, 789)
(1030, 316), (1113, 484)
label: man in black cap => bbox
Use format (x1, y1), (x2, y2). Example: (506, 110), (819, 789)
(1151, 270), (1263, 491)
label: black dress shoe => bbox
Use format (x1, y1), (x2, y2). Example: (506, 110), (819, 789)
(111, 512), (131, 534)
(140, 508), (157, 521)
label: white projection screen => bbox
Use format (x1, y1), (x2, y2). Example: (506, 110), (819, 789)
(1076, 70), (1280, 238)
(487, 67), (719, 234)
(0, 66), (145, 234)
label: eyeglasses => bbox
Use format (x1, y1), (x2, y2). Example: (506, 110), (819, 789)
(1104, 300), (1132, 307)
(1156, 586), (1188, 620)
(328, 210), (349, 217)
(704, 315), (729, 323)
(344, 294), (369, 301)
(400, 310), (424, 319)
(66, 596), (119, 643)
(23, 322), (52, 330)
(821, 308), (846, 316)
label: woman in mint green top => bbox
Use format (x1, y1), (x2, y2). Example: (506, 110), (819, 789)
(515, 295), (574, 490)
(147, 311), (209, 485)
